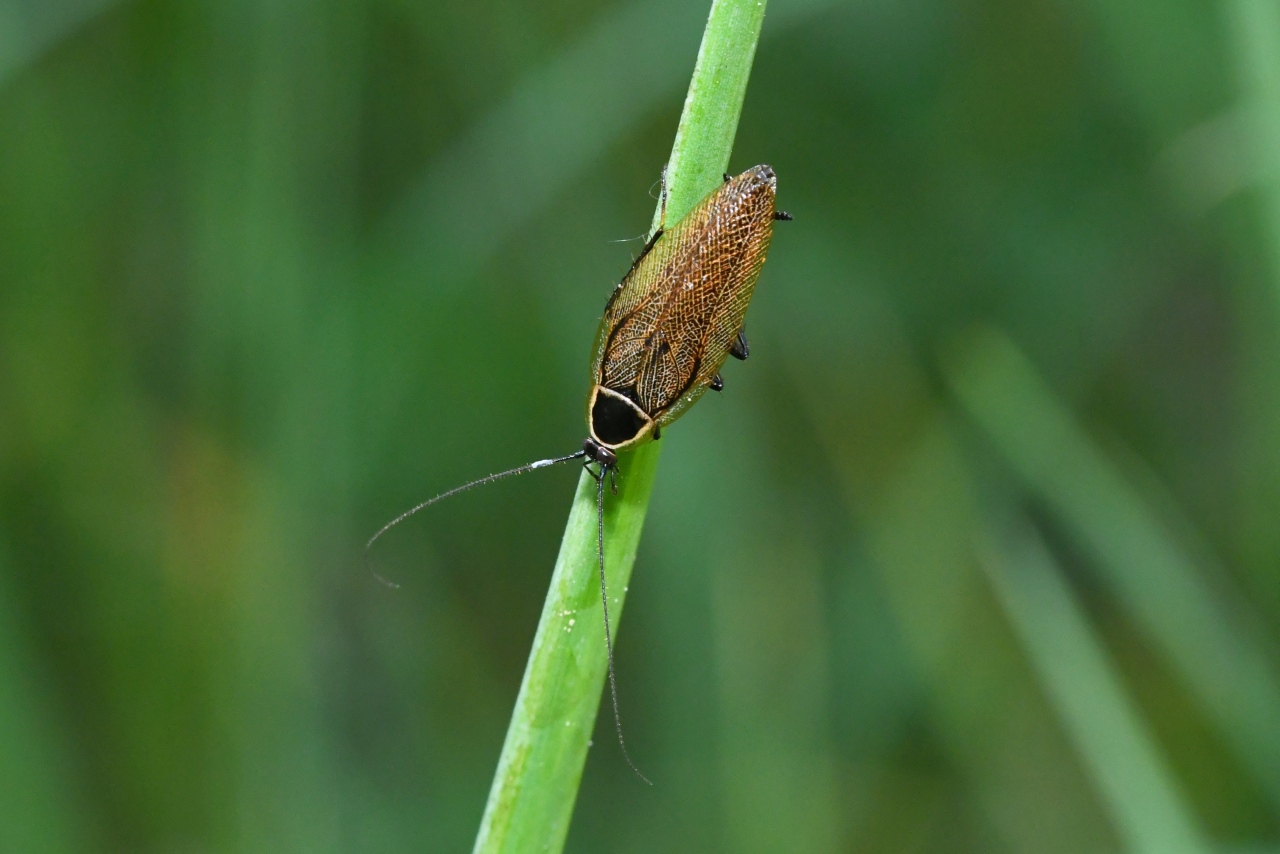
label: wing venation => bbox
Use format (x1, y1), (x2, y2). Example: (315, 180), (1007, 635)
(591, 168), (777, 422)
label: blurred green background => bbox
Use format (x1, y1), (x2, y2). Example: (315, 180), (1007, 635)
(3, 0), (1280, 851)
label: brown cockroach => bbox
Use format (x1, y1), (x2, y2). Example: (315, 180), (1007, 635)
(368, 165), (789, 780)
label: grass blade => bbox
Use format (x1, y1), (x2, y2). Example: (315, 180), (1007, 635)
(0, 541), (86, 854)
(1224, 0), (1280, 612)
(980, 518), (1211, 854)
(472, 2), (770, 851)
(1227, 0), (1280, 293)
(945, 326), (1280, 813)
(0, 0), (120, 86)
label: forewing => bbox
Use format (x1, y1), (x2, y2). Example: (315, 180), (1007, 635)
(593, 169), (776, 420)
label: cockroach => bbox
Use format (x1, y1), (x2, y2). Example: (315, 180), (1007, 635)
(368, 164), (790, 781)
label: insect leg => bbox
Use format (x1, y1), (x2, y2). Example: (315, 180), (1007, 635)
(729, 330), (750, 361)
(595, 468), (651, 785)
(774, 210), (793, 221)
(710, 374), (724, 392)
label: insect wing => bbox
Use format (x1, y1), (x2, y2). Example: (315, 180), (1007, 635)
(591, 167), (777, 423)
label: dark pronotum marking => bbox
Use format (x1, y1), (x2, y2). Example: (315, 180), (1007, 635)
(592, 392), (647, 445)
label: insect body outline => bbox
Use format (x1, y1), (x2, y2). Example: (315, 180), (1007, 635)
(583, 164), (784, 466)
(368, 164), (790, 781)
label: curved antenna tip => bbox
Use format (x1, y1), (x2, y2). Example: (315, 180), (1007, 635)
(371, 570), (401, 590)
(363, 448), (587, 586)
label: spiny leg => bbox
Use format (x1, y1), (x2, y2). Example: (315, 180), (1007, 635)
(595, 467), (651, 785)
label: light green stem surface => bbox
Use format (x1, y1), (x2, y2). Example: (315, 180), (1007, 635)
(472, 1), (768, 851)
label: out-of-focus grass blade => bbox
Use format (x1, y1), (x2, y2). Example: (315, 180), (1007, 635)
(373, 0), (835, 296)
(0, 0), (120, 86)
(179, 4), (365, 848)
(979, 518), (1211, 854)
(0, 540), (86, 854)
(1224, 0), (1280, 588)
(945, 326), (1280, 812)
(702, 424), (843, 853)
(1227, 0), (1280, 289)
(782, 289), (1115, 849)
(1076, 0), (1222, 140)
(375, 0), (699, 288)
(711, 537), (843, 853)
(836, 420), (1116, 851)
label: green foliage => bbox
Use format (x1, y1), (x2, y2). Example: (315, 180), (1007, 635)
(3, 0), (1280, 851)
(475, 3), (767, 849)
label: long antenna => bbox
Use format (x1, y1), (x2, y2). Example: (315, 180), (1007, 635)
(365, 450), (587, 570)
(594, 466), (653, 785)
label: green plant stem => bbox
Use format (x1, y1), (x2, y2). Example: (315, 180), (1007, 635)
(472, 2), (768, 851)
